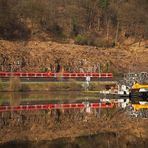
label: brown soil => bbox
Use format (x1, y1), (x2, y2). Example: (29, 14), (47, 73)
(0, 109), (148, 145)
(0, 40), (148, 74)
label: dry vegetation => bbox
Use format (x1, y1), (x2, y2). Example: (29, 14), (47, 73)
(0, 110), (147, 146)
(0, 0), (147, 43)
(0, 40), (148, 75)
(0, 0), (148, 75)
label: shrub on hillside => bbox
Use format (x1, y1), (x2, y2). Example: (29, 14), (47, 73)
(0, 21), (31, 41)
(75, 34), (88, 45)
(46, 23), (64, 37)
(75, 34), (115, 47)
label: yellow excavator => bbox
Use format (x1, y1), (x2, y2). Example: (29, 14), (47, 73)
(129, 83), (148, 111)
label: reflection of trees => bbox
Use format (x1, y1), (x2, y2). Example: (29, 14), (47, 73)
(10, 92), (21, 106)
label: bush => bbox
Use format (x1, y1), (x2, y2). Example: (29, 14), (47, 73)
(40, 67), (48, 72)
(71, 23), (82, 37)
(0, 21), (31, 41)
(96, 38), (115, 48)
(75, 34), (103, 46)
(46, 23), (64, 37)
(75, 34), (88, 45)
(75, 33), (116, 47)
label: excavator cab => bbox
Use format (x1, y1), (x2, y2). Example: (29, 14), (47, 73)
(129, 83), (148, 111)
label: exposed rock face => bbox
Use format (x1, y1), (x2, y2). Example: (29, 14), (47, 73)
(0, 40), (148, 74)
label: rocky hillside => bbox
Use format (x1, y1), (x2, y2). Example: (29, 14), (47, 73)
(0, 0), (148, 75)
(0, 39), (147, 75)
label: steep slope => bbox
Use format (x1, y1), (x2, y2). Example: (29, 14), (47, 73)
(0, 40), (147, 74)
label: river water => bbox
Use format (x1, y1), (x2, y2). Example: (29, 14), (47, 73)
(1, 133), (147, 148)
(0, 91), (147, 148)
(0, 91), (100, 106)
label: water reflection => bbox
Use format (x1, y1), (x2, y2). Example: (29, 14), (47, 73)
(0, 91), (99, 105)
(1, 132), (147, 148)
(9, 92), (21, 106)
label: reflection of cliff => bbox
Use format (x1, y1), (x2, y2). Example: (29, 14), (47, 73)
(0, 40), (147, 74)
(0, 110), (147, 146)
(1, 132), (148, 148)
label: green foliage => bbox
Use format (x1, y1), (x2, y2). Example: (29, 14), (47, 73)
(71, 20), (81, 37)
(75, 34), (88, 45)
(75, 34), (97, 46)
(41, 67), (48, 72)
(75, 33), (100, 46)
(105, 62), (110, 72)
(50, 24), (63, 36)
(99, 0), (110, 10)
(75, 34), (115, 47)
(46, 23), (65, 39)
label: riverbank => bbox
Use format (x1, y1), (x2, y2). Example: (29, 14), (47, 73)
(0, 110), (147, 147)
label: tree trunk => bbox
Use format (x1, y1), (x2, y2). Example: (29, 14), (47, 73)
(98, 17), (101, 31)
(115, 21), (120, 45)
(106, 18), (110, 47)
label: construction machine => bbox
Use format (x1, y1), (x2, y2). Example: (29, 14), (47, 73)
(129, 83), (148, 117)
